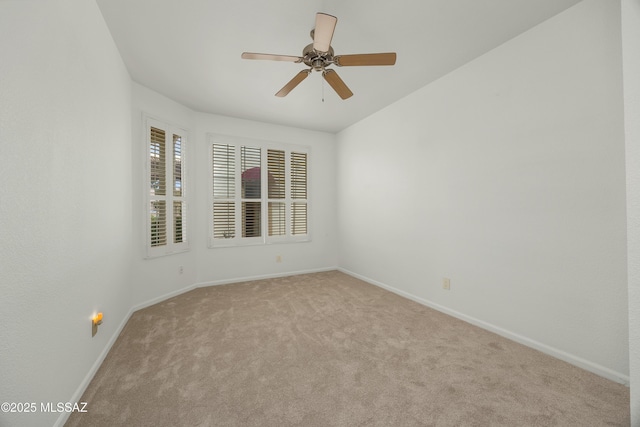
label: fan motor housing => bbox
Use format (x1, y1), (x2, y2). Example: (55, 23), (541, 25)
(302, 43), (334, 71)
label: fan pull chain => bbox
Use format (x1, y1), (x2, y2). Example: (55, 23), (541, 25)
(322, 76), (325, 102)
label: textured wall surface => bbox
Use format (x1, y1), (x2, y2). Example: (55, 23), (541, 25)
(0, 1), (133, 426)
(337, 0), (628, 381)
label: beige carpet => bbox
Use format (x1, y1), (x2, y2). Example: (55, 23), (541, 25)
(66, 271), (629, 426)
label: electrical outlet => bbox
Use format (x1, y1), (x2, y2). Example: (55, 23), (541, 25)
(443, 278), (451, 290)
(179, 265), (184, 274)
(276, 255), (282, 263)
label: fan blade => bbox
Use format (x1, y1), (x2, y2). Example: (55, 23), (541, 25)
(241, 52), (302, 63)
(334, 53), (396, 67)
(313, 13), (337, 53)
(323, 69), (353, 100)
(275, 70), (311, 97)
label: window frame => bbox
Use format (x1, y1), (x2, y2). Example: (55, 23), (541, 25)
(144, 115), (190, 258)
(208, 133), (311, 248)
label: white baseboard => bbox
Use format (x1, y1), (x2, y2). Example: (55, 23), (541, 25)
(194, 266), (338, 288)
(54, 306), (135, 427)
(134, 266), (339, 312)
(338, 267), (630, 386)
(131, 283), (199, 312)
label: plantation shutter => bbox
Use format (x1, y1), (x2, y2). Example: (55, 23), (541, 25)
(291, 151), (308, 235)
(212, 144), (236, 239)
(145, 117), (189, 257)
(208, 134), (309, 247)
(241, 146), (261, 238)
(150, 127), (167, 247)
(173, 134), (182, 197)
(173, 134), (185, 243)
(268, 149), (286, 236)
(150, 201), (167, 247)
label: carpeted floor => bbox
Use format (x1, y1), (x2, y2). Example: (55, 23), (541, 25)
(66, 271), (629, 426)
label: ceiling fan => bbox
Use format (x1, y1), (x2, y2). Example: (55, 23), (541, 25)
(241, 13), (396, 100)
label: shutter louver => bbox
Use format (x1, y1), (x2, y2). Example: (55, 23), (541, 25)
(268, 202), (286, 236)
(173, 134), (182, 197)
(292, 202), (307, 235)
(213, 144), (235, 199)
(242, 201), (261, 237)
(150, 201), (167, 246)
(213, 202), (235, 239)
(241, 146), (261, 199)
(150, 127), (166, 196)
(267, 149), (285, 199)
(291, 152), (307, 199)
(173, 201), (184, 243)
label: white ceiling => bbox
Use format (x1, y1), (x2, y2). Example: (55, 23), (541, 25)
(96, 0), (582, 133)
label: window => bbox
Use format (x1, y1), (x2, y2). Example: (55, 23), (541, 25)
(209, 134), (309, 247)
(145, 116), (189, 257)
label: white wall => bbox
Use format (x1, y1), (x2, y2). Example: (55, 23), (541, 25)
(194, 113), (338, 285)
(622, 0), (640, 422)
(0, 1), (133, 426)
(337, 0), (628, 381)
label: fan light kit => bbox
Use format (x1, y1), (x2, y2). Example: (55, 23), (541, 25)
(241, 12), (397, 100)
